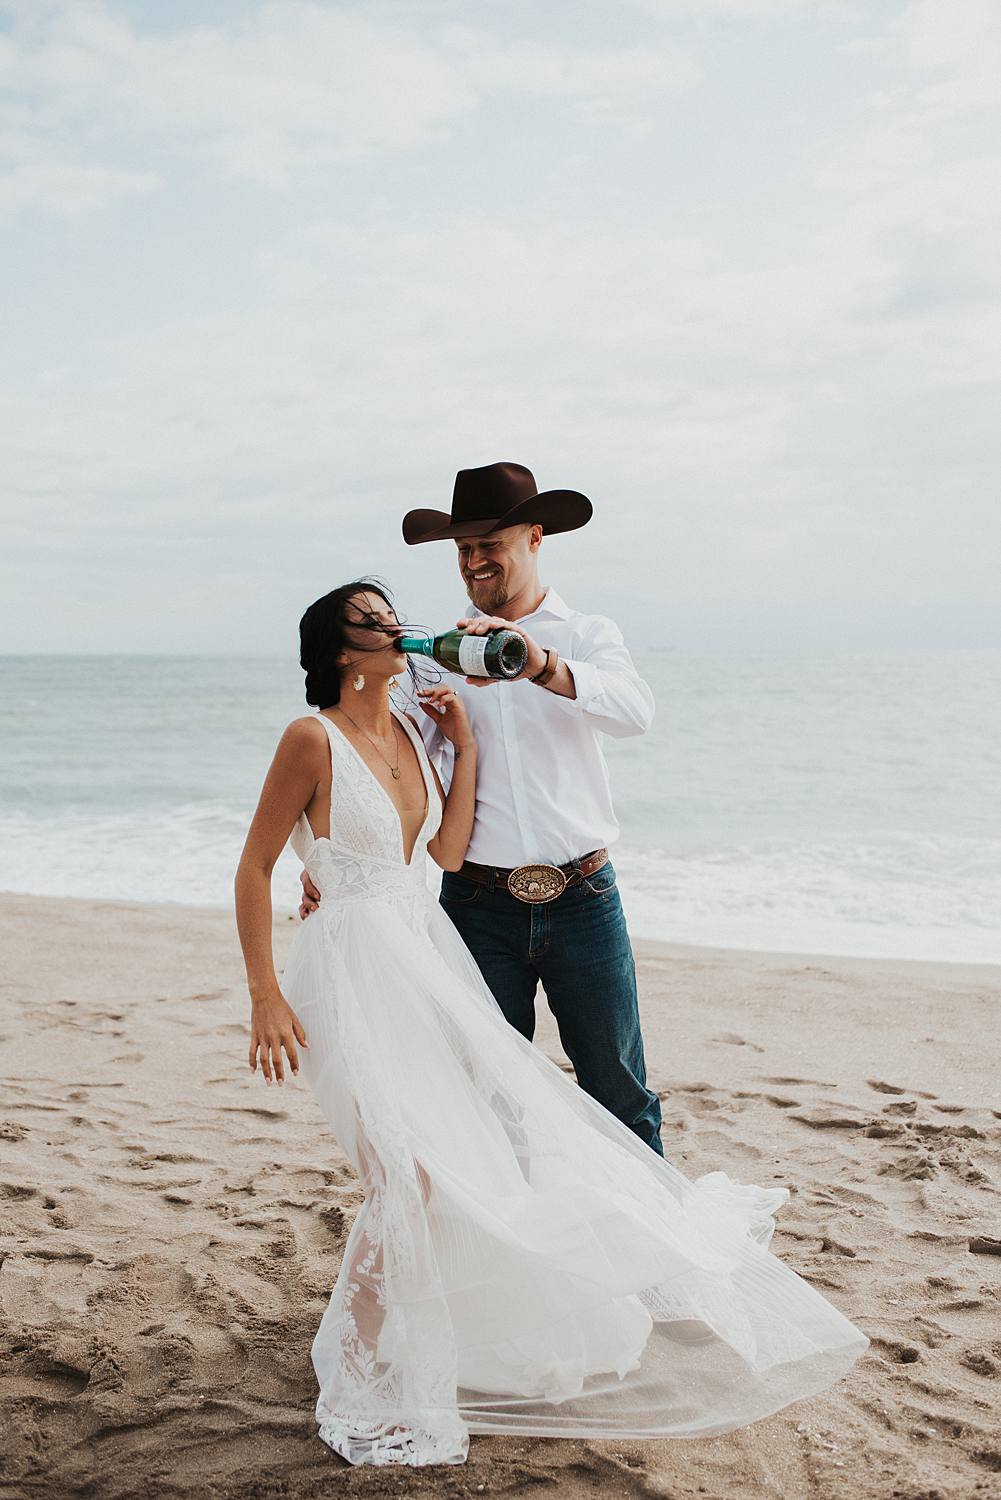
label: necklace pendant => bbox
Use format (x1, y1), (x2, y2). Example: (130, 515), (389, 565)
(391, 767), (401, 780)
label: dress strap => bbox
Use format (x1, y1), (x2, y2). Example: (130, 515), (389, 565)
(314, 712), (345, 802)
(314, 711), (343, 758)
(391, 703), (428, 763)
(391, 704), (435, 803)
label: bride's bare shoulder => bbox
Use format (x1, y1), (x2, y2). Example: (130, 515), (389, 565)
(286, 713), (327, 736)
(274, 715), (330, 765)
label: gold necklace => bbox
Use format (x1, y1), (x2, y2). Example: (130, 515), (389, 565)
(334, 704), (402, 780)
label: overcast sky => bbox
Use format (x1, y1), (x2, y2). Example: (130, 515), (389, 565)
(2, 0), (999, 654)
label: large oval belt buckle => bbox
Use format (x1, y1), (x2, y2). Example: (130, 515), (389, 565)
(507, 863), (567, 904)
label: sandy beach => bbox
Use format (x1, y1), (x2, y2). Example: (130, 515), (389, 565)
(2, 892), (1000, 1500)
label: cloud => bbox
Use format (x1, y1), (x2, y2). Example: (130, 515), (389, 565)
(802, 0), (1001, 382)
(633, 0), (861, 19)
(0, 2), (701, 200)
(448, 29), (700, 136)
(1, 0), (999, 650)
(1, 197), (988, 538)
(889, 0), (1001, 111)
(0, 3), (480, 192)
(0, 153), (156, 215)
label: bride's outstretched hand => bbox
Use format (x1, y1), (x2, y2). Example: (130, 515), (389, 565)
(416, 685), (474, 750)
(249, 991), (308, 1085)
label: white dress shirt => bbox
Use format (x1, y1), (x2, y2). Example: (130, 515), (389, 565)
(417, 587), (654, 867)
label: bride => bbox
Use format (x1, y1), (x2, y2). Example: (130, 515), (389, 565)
(234, 579), (867, 1468)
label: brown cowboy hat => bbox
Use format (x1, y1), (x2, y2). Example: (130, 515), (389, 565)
(402, 461), (592, 545)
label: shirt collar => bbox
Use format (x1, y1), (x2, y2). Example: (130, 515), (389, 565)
(467, 586), (571, 624)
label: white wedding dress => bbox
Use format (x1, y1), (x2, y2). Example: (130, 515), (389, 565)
(284, 707), (867, 1467)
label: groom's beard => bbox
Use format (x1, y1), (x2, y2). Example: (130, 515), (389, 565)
(464, 575), (509, 614)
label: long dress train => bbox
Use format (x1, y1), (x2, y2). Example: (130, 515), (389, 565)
(283, 707), (867, 1467)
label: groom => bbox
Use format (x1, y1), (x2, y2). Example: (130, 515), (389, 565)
(302, 462), (662, 1154)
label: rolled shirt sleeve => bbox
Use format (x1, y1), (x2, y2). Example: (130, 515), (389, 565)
(558, 616), (655, 738)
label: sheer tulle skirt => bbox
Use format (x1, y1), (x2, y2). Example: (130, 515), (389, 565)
(282, 888), (867, 1468)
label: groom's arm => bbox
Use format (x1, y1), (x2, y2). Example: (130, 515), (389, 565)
(458, 611), (653, 739)
(554, 614), (654, 738)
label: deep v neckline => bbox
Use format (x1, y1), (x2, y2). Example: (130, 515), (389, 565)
(320, 706), (431, 868)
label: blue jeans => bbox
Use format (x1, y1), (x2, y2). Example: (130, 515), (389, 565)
(439, 858), (664, 1155)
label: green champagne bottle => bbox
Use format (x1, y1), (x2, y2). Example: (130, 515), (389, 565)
(397, 627), (528, 680)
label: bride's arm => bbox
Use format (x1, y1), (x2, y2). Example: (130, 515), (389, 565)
(235, 717), (327, 1083)
(411, 688), (477, 872)
(425, 744), (477, 871)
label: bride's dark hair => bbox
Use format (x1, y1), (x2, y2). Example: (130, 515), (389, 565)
(300, 578), (410, 709)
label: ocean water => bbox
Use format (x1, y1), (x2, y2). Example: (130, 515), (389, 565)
(2, 650), (999, 963)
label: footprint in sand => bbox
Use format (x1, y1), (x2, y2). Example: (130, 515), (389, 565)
(135, 1175), (202, 1194)
(709, 1032), (765, 1053)
(686, 1095), (728, 1114)
(0, 1181), (37, 1200)
(789, 1105), (866, 1130)
(818, 1235), (858, 1259)
(63, 1086), (127, 1098)
(907, 1228), (970, 1247)
(195, 1021), (246, 1038)
(863, 1107), (992, 1186)
(912, 1120), (985, 1141)
(287, 1167), (340, 1191)
(877, 1141), (937, 1180)
(732, 1091), (792, 1114)
(318, 1205), (345, 1236)
(868, 1078), (938, 1101)
(959, 1347), (1000, 1377)
(762, 1074), (838, 1090)
(143, 1150), (211, 1165)
(13, 1343), (92, 1397)
(219, 1105), (290, 1122)
(863, 1120), (906, 1138)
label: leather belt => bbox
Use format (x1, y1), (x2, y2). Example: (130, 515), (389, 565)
(456, 848), (609, 904)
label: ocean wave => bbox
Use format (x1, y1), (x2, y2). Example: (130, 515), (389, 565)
(2, 809), (998, 964)
(613, 836), (1001, 963)
(0, 806), (306, 910)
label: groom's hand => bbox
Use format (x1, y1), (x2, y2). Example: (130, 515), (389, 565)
(299, 870), (321, 919)
(455, 616), (546, 686)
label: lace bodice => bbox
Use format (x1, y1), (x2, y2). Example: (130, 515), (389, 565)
(290, 706), (441, 911)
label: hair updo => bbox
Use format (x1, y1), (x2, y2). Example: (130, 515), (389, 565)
(299, 578), (402, 709)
